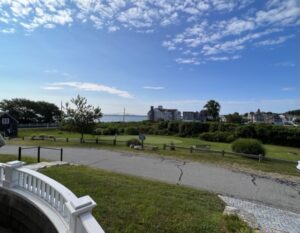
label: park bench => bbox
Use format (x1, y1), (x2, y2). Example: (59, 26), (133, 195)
(192, 144), (211, 150)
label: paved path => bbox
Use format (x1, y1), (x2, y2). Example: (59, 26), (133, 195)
(1, 145), (300, 215)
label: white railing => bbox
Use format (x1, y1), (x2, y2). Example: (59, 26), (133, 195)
(0, 164), (4, 185)
(0, 161), (105, 233)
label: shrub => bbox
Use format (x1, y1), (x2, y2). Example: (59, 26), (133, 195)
(102, 127), (118, 135)
(126, 138), (141, 147)
(125, 127), (139, 135)
(232, 138), (265, 155)
(200, 131), (236, 143)
(94, 128), (103, 135)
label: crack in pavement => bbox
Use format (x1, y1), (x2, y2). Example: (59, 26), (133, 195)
(176, 161), (186, 184)
(250, 175), (257, 186)
(154, 156), (165, 165)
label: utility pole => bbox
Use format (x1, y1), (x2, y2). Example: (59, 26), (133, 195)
(123, 107), (126, 122)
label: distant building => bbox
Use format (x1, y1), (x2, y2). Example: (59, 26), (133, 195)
(182, 110), (207, 122)
(248, 109), (265, 123)
(147, 106), (181, 121)
(0, 112), (18, 137)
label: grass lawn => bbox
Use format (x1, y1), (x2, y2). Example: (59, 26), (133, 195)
(0, 154), (38, 164)
(41, 165), (251, 233)
(13, 128), (300, 176)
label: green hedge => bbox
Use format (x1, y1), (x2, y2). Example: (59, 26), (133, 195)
(199, 132), (237, 143)
(61, 120), (300, 148)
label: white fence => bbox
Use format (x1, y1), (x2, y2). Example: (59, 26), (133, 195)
(0, 161), (105, 233)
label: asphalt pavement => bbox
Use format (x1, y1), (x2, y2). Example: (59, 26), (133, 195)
(1, 145), (300, 213)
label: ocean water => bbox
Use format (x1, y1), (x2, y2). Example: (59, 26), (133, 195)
(100, 115), (147, 122)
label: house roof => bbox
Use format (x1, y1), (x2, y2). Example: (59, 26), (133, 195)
(0, 112), (19, 123)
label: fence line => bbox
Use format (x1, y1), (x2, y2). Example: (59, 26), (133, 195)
(18, 146), (63, 163)
(17, 136), (297, 164)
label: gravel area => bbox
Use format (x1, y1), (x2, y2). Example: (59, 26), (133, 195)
(220, 195), (300, 233)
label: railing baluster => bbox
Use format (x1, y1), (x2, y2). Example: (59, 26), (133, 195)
(33, 177), (36, 193)
(37, 179), (41, 196)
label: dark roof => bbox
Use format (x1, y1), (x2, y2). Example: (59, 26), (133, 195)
(0, 112), (19, 123)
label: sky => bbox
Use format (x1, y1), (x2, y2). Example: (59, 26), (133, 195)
(0, 0), (299, 115)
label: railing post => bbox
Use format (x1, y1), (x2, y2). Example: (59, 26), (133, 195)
(18, 147), (22, 161)
(37, 146), (41, 163)
(66, 196), (97, 233)
(60, 148), (63, 162)
(96, 138), (98, 144)
(3, 161), (24, 188)
(221, 150), (225, 157)
(190, 146), (193, 153)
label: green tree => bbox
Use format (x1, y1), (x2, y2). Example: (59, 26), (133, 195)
(226, 112), (243, 124)
(203, 100), (221, 121)
(64, 95), (102, 140)
(0, 98), (61, 123)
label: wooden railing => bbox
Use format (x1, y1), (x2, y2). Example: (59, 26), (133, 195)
(0, 161), (105, 233)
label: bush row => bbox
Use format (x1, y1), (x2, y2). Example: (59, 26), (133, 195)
(61, 120), (300, 148)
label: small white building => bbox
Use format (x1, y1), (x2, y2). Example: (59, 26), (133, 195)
(147, 106), (181, 121)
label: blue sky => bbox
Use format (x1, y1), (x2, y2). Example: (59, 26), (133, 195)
(0, 0), (299, 115)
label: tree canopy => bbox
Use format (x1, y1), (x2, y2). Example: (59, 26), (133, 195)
(63, 95), (102, 139)
(0, 98), (61, 124)
(225, 112), (243, 124)
(203, 100), (221, 121)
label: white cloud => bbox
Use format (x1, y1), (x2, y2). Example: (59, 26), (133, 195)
(281, 87), (296, 91)
(274, 61), (295, 67)
(175, 57), (202, 65)
(49, 82), (134, 99)
(41, 86), (64, 90)
(143, 86), (165, 90)
(44, 69), (58, 73)
(255, 35), (294, 46)
(1, 28), (15, 33)
(0, 0), (299, 65)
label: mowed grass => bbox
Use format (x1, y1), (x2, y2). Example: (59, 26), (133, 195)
(13, 128), (300, 176)
(41, 165), (251, 233)
(0, 154), (38, 164)
(17, 128), (300, 161)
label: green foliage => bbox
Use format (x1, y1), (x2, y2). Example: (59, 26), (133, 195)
(204, 100), (221, 121)
(0, 98), (61, 123)
(232, 138), (265, 155)
(126, 138), (141, 147)
(225, 112), (243, 124)
(63, 95), (102, 139)
(223, 215), (253, 233)
(167, 121), (180, 134)
(125, 127), (139, 135)
(235, 125), (256, 138)
(285, 109), (300, 116)
(200, 131), (237, 143)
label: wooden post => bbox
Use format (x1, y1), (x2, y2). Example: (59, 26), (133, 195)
(259, 154), (262, 163)
(221, 150), (225, 157)
(190, 146), (193, 153)
(66, 137), (69, 143)
(60, 148), (63, 161)
(18, 147), (22, 161)
(96, 138), (98, 144)
(163, 144), (166, 150)
(37, 146), (41, 163)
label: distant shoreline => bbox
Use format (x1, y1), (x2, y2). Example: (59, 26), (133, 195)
(100, 114), (147, 122)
